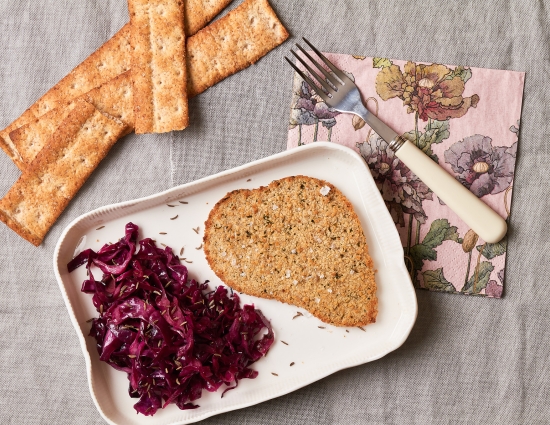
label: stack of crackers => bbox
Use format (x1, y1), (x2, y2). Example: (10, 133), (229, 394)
(0, 0), (289, 246)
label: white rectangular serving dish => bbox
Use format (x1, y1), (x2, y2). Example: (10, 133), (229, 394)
(53, 142), (417, 425)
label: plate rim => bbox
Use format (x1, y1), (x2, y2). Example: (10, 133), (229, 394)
(53, 142), (418, 425)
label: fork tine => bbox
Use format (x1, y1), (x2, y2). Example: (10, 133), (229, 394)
(294, 43), (340, 88)
(284, 57), (332, 104)
(290, 50), (334, 95)
(302, 37), (349, 83)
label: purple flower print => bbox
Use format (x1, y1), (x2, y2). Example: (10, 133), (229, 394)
(358, 134), (433, 226)
(295, 81), (340, 124)
(313, 100), (339, 129)
(289, 68), (356, 144)
(486, 268), (504, 297)
(289, 77), (318, 128)
(444, 135), (517, 197)
(289, 78), (341, 143)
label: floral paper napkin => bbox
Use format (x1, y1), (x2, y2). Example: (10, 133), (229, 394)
(287, 54), (525, 297)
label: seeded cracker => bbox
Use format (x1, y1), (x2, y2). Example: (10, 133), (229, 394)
(9, 1), (289, 166)
(10, 104), (77, 166)
(0, 0), (233, 168)
(0, 99), (126, 246)
(203, 176), (378, 327)
(129, 0), (189, 134)
(10, 72), (134, 166)
(1, 0), (288, 167)
(0, 108), (37, 168)
(185, 0), (234, 36)
(0, 24), (132, 169)
(187, 0), (289, 98)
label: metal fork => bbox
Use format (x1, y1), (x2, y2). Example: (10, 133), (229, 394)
(286, 39), (507, 244)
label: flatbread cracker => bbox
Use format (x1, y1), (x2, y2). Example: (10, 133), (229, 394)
(2, 0), (288, 166)
(129, 0), (189, 133)
(10, 103), (77, 166)
(0, 109), (39, 169)
(0, 99), (126, 246)
(0, 24), (132, 169)
(9, 1), (289, 161)
(1, 0), (232, 166)
(187, 0), (289, 97)
(185, 0), (233, 36)
(84, 72), (134, 131)
(10, 72), (133, 166)
(29, 25), (132, 120)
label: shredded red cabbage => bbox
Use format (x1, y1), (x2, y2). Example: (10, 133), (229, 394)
(68, 222), (274, 416)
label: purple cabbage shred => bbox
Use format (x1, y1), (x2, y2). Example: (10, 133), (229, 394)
(68, 222), (274, 416)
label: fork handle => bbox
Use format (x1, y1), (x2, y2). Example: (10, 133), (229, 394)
(394, 140), (507, 243)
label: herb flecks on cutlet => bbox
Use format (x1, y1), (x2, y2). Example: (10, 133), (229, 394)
(203, 176), (377, 327)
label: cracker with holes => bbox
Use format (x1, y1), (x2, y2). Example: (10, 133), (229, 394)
(1, 0), (233, 168)
(5, 0), (289, 166)
(185, 0), (234, 36)
(128, 0), (189, 134)
(0, 24), (132, 169)
(187, 0), (289, 97)
(0, 99), (126, 246)
(10, 72), (133, 166)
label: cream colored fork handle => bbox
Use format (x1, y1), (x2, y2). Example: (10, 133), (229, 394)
(395, 140), (507, 243)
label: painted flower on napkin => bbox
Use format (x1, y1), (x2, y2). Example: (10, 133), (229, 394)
(358, 133), (432, 226)
(289, 76), (340, 143)
(486, 268), (504, 298)
(375, 62), (480, 121)
(444, 135), (516, 197)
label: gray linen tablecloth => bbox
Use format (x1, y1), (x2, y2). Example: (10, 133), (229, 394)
(0, 1), (546, 423)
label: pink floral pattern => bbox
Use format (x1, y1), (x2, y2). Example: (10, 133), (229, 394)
(287, 54), (525, 297)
